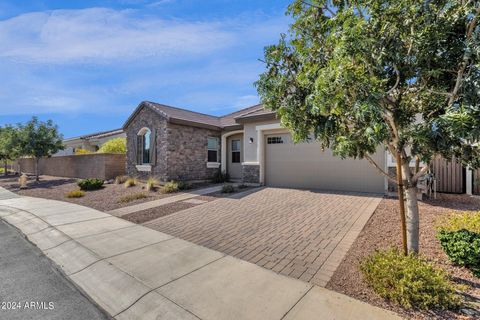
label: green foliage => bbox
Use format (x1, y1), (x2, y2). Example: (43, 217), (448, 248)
(146, 177), (158, 192)
(361, 249), (461, 310)
(256, 0), (480, 167)
(74, 148), (93, 155)
(437, 211), (480, 276)
(65, 190), (85, 198)
(177, 181), (192, 191)
(118, 192), (148, 203)
(77, 178), (104, 191)
(97, 138), (126, 154)
(221, 184), (235, 193)
(438, 230), (480, 277)
(124, 177), (137, 188)
(0, 125), (21, 164)
(212, 171), (229, 183)
(114, 175), (129, 184)
(437, 211), (480, 233)
(17, 117), (64, 159)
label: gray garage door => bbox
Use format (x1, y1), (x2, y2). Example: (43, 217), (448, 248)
(265, 133), (385, 193)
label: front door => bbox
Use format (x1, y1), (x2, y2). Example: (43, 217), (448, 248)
(228, 135), (243, 180)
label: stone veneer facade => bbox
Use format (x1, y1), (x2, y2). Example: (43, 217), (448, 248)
(241, 164), (260, 184)
(125, 106), (221, 181)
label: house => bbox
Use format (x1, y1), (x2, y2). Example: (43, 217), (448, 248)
(55, 128), (125, 156)
(123, 101), (387, 193)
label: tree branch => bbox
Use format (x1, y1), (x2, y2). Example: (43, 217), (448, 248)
(448, 6), (480, 106)
(412, 163), (430, 183)
(387, 64), (400, 95)
(364, 153), (397, 183)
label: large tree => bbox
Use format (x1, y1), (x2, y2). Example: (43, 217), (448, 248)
(0, 125), (20, 176)
(256, 0), (480, 253)
(18, 117), (64, 181)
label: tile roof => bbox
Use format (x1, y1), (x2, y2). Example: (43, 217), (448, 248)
(133, 101), (273, 129)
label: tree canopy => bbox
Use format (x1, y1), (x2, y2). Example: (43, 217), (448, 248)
(97, 137), (126, 154)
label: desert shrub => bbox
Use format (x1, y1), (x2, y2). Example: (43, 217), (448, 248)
(77, 178), (104, 191)
(221, 184), (235, 193)
(18, 174), (28, 189)
(238, 184), (249, 189)
(438, 230), (480, 277)
(74, 148), (92, 155)
(118, 192), (148, 203)
(437, 211), (480, 277)
(161, 181), (181, 193)
(146, 177), (158, 192)
(124, 177), (137, 188)
(114, 175), (129, 184)
(177, 181), (192, 191)
(360, 249), (461, 310)
(212, 171), (229, 183)
(66, 190), (85, 198)
(97, 138), (126, 154)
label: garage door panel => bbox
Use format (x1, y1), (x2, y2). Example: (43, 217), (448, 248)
(265, 134), (385, 193)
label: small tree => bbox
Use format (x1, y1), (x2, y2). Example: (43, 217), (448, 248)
(256, 0), (480, 254)
(0, 125), (20, 176)
(18, 117), (64, 181)
(97, 138), (126, 154)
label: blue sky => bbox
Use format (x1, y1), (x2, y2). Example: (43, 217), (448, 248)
(0, 0), (291, 138)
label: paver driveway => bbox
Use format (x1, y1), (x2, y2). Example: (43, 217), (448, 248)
(145, 187), (382, 286)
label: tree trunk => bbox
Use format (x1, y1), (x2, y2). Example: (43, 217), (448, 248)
(401, 162), (420, 254)
(35, 157), (40, 182)
(405, 186), (420, 253)
(3, 160), (7, 176)
(395, 153), (408, 255)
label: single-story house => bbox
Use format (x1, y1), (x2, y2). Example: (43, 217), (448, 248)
(55, 128), (125, 156)
(123, 101), (389, 194)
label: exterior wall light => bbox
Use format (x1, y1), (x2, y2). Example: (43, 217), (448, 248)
(249, 137), (254, 144)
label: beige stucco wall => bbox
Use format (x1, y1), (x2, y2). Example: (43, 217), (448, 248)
(242, 120), (281, 163)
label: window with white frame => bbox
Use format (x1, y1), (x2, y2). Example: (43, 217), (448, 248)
(207, 137), (219, 162)
(137, 128), (151, 164)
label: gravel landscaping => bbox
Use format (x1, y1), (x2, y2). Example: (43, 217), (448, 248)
(0, 175), (180, 211)
(327, 193), (480, 319)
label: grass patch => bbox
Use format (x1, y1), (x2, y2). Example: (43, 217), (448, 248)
(118, 192), (148, 203)
(65, 190), (85, 198)
(361, 248), (461, 310)
(124, 177), (137, 188)
(114, 175), (129, 184)
(160, 181), (180, 193)
(146, 177), (159, 192)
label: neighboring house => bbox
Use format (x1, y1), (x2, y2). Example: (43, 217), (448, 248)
(123, 101), (388, 193)
(55, 128), (125, 156)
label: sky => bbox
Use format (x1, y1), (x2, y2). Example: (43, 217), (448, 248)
(0, 0), (292, 138)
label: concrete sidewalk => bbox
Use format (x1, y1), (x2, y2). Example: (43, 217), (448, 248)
(0, 189), (401, 320)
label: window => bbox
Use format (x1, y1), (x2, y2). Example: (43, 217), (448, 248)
(267, 136), (283, 144)
(137, 128), (151, 164)
(231, 139), (240, 163)
(207, 137), (219, 162)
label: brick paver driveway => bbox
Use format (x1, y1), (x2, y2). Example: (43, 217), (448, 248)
(145, 187), (381, 286)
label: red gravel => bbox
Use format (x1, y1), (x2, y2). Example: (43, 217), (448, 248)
(327, 193), (480, 319)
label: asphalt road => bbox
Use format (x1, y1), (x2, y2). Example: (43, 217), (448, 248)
(0, 219), (110, 320)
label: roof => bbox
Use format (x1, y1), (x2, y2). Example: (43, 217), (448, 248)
(123, 101), (275, 130)
(64, 128), (124, 142)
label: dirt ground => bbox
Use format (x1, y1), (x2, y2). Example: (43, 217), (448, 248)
(327, 193), (480, 319)
(0, 174), (180, 211)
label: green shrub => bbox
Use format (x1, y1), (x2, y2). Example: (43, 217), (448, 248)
(221, 184), (235, 193)
(114, 175), (129, 184)
(97, 138), (127, 154)
(212, 171), (229, 183)
(177, 181), (192, 191)
(437, 211), (480, 277)
(438, 230), (480, 277)
(74, 148), (93, 155)
(161, 181), (180, 193)
(360, 249), (461, 310)
(437, 211), (480, 233)
(146, 177), (158, 192)
(77, 178), (104, 191)
(124, 177), (137, 188)
(66, 190), (85, 198)
(118, 192), (148, 203)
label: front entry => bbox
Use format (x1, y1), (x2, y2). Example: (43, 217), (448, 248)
(227, 134), (243, 180)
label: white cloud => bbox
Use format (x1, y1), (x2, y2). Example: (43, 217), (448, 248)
(0, 7), (235, 64)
